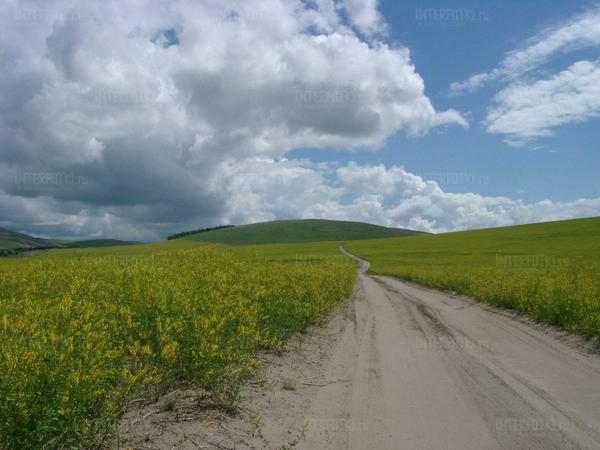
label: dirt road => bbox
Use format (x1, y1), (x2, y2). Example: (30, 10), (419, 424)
(120, 249), (600, 449)
(295, 249), (600, 449)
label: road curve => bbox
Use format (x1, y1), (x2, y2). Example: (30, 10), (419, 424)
(297, 248), (600, 450)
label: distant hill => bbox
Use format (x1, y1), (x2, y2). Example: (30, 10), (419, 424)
(178, 219), (426, 245)
(60, 239), (139, 249)
(0, 227), (56, 250)
(0, 227), (138, 255)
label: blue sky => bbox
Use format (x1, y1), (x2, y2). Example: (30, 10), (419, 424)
(0, 0), (599, 240)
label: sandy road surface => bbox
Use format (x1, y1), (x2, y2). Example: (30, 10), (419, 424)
(120, 248), (600, 450)
(297, 248), (600, 449)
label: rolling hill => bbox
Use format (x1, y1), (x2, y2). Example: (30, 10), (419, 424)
(176, 219), (426, 245)
(346, 216), (600, 270)
(0, 227), (138, 253)
(60, 239), (139, 249)
(0, 227), (55, 250)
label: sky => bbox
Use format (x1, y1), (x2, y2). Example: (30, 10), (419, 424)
(0, 0), (599, 241)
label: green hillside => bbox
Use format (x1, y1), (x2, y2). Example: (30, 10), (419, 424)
(0, 227), (138, 254)
(347, 217), (600, 337)
(179, 219), (425, 245)
(61, 239), (139, 249)
(348, 217), (600, 269)
(0, 228), (55, 250)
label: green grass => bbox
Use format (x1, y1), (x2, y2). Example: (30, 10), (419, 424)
(346, 217), (600, 337)
(178, 219), (424, 245)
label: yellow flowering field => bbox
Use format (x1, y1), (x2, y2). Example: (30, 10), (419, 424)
(0, 243), (355, 449)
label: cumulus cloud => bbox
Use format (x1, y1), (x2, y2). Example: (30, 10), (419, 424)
(0, 0), (471, 239)
(486, 60), (600, 145)
(339, 0), (387, 36)
(2, 1), (595, 239)
(332, 162), (600, 232)
(212, 159), (600, 234)
(2, 156), (600, 238)
(450, 7), (600, 95)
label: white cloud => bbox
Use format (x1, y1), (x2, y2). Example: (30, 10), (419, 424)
(339, 0), (387, 36)
(2, 157), (599, 239)
(1, 1), (594, 240)
(486, 60), (600, 145)
(0, 0), (470, 238)
(213, 157), (343, 225)
(212, 159), (600, 234)
(0, 0), (466, 160)
(331, 162), (600, 232)
(450, 7), (600, 95)
(337, 161), (432, 196)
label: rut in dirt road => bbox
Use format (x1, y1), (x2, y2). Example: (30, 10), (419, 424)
(296, 248), (600, 450)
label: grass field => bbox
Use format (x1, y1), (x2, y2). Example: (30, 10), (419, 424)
(0, 239), (355, 449)
(347, 217), (600, 338)
(2, 216), (598, 448)
(178, 219), (424, 245)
